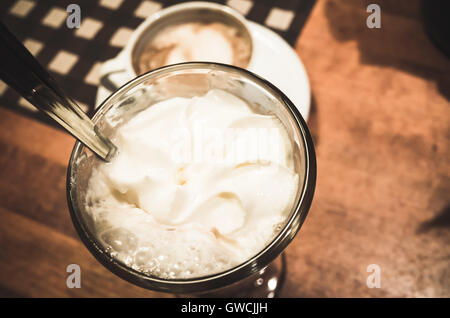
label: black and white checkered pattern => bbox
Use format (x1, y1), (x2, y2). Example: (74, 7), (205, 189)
(0, 0), (316, 127)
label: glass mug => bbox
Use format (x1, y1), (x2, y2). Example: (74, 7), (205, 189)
(66, 63), (316, 296)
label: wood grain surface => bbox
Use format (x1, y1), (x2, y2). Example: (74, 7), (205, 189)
(0, 0), (449, 297)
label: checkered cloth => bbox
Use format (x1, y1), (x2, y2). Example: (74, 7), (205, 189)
(0, 0), (316, 127)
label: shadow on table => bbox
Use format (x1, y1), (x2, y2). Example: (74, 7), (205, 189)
(307, 94), (320, 148)
(418, 204), (450, 233)
(323, 0), (450, 101)
(417, 176), (450, 233)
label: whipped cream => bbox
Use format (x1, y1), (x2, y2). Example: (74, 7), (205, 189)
(84, 89), (299, 278)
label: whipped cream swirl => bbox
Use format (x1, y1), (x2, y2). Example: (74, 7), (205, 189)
(84, 89), (298, 278)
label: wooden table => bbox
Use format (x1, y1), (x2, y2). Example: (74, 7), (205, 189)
(0, 0), (449, 297)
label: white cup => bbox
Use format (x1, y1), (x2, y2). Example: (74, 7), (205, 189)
(98, 2), (311, 121)
(101, 2), (255, 85)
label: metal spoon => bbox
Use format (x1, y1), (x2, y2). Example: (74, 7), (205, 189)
(0, 22), (116, 161)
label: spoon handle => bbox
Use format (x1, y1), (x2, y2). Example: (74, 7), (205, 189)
(0, 22), (116, 161)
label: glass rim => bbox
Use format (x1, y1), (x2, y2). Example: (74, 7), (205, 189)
(66, 62), (316, 294)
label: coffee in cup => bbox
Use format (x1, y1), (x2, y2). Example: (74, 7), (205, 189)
(137, 21), (252, 74)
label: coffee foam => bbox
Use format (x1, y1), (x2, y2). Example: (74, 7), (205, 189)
(138, 22), (252, 73)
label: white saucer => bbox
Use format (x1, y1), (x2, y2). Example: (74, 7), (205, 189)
(95, 21), (311, 120)
(246, 22), (310, 120)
